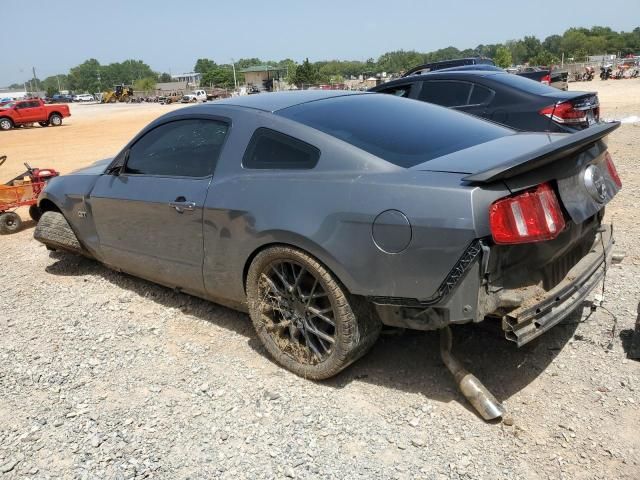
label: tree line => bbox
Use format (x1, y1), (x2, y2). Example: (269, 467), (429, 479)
(8, 25), (640, 93)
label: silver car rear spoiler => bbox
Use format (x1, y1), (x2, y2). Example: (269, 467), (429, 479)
(463, 121), (620, 184)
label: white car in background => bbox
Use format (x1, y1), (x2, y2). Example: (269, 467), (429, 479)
(73, 94), (95, 102)
(181, 89), (208, 103)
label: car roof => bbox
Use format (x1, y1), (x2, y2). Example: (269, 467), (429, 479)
(202, 90), (366, 113)
(413, 70), (503, 79)
(373, 70), (505, 89)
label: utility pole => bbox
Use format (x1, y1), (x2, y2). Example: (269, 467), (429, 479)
(57, 75), (61, 92)
(231, 58), (238, 90)
(32, 67), (38, 92)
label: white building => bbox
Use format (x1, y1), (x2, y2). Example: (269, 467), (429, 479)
(0, 90), (28, 100)
(171, 72), (202, 86)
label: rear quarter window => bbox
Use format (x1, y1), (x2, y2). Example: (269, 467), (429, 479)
(419, 81), (472, 107)
(469, 84), (493, 105)
(243, 128), (320, 170)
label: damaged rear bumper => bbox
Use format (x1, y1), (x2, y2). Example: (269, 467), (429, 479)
(503, 224), (614, 346)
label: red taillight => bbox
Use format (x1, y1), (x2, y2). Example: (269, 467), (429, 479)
(539, 101), (587, 124)
(490, 183), (566, 245)
(540, 74), (551, 85)
(605, 152), (622, 187)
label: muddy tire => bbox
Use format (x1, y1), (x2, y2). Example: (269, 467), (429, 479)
(34, 211), (83, 254)
(0, 212), (22, 234)
(246, 245), (381, 380)
(49, 113), (63, 126)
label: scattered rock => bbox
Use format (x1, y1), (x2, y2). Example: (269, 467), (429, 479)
(263, 390), (280, 401)
(0, 460), (18, 474)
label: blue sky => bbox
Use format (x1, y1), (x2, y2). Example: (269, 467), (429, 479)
(2, 0), (639, 86)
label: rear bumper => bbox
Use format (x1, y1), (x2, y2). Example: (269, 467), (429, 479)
(503, 224), (613, 346)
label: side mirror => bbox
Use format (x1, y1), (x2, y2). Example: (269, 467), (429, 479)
(105, 164), (122, 176)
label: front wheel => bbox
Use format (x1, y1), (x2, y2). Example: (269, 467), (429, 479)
(246, 246), (381, 380)
(49, 114), (63, 126)
(0, 118), (13, 131)
(0, 212), (22, 234)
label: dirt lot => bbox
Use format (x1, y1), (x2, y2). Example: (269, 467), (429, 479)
(1, 83), (639, 479)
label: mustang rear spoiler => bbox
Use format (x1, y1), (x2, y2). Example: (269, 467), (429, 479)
(462, 122), (620, 184)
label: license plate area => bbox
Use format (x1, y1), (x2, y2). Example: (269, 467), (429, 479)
(557, 155), (619, 224)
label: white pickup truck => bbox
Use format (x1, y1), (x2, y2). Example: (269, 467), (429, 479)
(181, 90), (207, 103)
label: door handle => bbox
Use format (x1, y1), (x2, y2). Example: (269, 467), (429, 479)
(169, 201), (196, 213)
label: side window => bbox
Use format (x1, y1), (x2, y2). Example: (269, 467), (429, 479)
(418, 81), (472, 107)
(124, 119), (228, 177)
(28, 101), (40, 107)
(377, 84), (413, 98)
(15, 102), (27, 109)
(243, 128), (320, 170)
(468, 84), (493, 105)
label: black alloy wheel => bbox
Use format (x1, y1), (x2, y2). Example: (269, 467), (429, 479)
(246, 246), (381, 380)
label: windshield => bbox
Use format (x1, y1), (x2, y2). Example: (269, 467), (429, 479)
(278, 94), (512, 168)
(0, 102), (15, 109)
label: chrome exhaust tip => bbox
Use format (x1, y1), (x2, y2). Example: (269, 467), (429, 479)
(440, 326), (505, 421)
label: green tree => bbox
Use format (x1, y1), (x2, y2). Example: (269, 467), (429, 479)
(68, 58), (102, 93)
(158, 72), (172, 82)
(542, 35), (563, 56)
(134, 77), (157, 95)
(201, 65), (235, 88)
(521, 36), (542, 60)
(561, 29), (590, 57)
(506, 40), (528, 65)
(529, 50), (559, 66)
(292, 58), (319, 87)
(194, 58), (216, 74)
(494, 46), (512, 68)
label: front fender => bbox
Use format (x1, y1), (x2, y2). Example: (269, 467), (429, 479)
(38, 174), (103, 258)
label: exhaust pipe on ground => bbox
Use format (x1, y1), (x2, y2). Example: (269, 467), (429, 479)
(439, 326), (505, 421)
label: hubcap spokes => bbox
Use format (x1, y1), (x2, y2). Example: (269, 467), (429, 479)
(258, 261), (335, 364)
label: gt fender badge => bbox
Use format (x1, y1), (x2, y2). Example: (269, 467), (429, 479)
(583, 165), (607, 203)
(78, 211), (87, 218)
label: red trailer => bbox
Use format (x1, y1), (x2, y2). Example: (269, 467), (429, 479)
(0, 156), (59, 234)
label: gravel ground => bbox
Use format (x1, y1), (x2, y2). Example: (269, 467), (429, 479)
(1, 81), (639, 479)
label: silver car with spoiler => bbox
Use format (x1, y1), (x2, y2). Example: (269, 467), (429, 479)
(33, 92), (621, 419)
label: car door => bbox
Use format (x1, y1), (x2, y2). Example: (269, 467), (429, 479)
(89, 117), (229, 295)
(11, 101), (31, 123)
(19, 100), (43, 122)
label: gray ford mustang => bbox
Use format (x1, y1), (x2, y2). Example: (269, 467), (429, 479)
(35, 91), (621, 419)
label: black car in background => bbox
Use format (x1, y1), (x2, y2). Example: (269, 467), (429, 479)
(404, 59), (568, 90)
(370, 70), (599, 133)
(403, 57), (496, 75)
(517, 66), (569, 91)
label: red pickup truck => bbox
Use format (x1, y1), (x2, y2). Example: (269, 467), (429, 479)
(0, 98), (70, 131)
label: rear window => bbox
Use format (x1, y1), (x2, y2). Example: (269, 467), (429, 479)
(277, 94), (512, 168)
(419, 81), (472, 107)
(493, 73), (558, 94)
